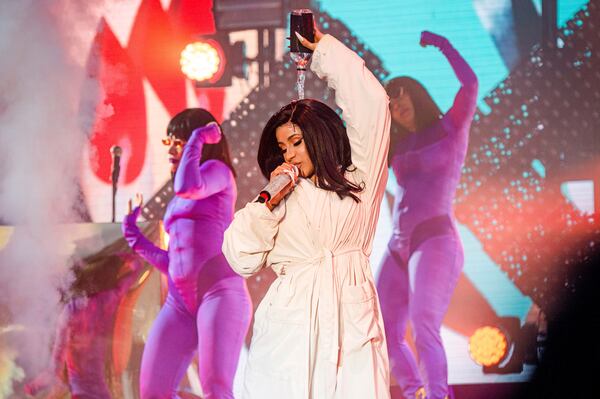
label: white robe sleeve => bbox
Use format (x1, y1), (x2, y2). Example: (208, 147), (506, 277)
(223, 201), (286, 277)
(310, 34), (390, 196)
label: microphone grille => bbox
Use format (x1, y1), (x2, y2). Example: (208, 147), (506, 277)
(110, 145), (123, 157)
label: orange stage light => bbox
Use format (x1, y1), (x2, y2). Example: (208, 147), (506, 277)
(468, 326), (509, 367)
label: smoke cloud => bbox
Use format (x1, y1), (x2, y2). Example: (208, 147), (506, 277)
(0, 0), (118, 394)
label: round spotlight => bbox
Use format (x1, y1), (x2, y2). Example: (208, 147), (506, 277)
(468, 326), (509, 367)
(180, 40), (226, 83)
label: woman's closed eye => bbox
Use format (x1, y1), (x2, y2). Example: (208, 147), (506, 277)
(280, 138), (303, 154)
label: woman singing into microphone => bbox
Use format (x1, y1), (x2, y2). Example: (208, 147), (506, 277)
(122, 108), (251, 398)
(223, 26), (391, 398)
(376, 31), (478, 399)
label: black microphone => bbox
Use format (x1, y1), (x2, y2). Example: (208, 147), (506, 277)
(256, 165), (299, 204)
(110, 145), (122, 223)
(110, 145), (122, 185)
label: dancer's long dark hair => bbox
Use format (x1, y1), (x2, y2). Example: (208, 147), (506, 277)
(385, 77), (442, 163)
(167, 108), (236, 177)
(59, 223), (160, 302)
(258, 99), (363, 202)
(61, 243), (143, 302)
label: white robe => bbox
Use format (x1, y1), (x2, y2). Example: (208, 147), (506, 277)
(223, 34), (391, 399)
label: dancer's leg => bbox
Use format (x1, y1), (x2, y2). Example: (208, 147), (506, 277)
(140, 293), (198, 399)
(377, 247), (423, 398)
(196, 278), (252, 399)
(408, 235), (463, 399)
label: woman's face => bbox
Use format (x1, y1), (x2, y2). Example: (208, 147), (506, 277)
(163, 136), (187, 174)
(389, 87), (417, 132)
(275, 122), (315, 180)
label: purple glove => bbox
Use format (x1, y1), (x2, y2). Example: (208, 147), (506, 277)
(420, 31), (450, 51)
(121, 204), (170, 273)
(122, 206), (142, 249)
(191, 122), (221, 145)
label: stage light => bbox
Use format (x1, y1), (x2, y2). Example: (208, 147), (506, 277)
(180, 34), (246, 88)
(468, 326), (509, 367)
(213, 0), (287, 31)
(469, 317), (542, 374)
(180, 40), (225, 84)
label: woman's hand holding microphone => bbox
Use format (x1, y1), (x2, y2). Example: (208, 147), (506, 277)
(263, 163), (299, 211)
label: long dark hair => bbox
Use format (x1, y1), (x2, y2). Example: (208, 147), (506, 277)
(167, 108), (236, 177)
(60, 241), (146, 302)
(59, 222), (161, 302)
(385, 77), (442, 163)
(258, 99), (363, 202)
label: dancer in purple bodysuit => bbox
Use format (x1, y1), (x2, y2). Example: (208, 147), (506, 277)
(24, 251), (147, 399)
(376, 31), (478, 399)
(122, 108), (252, 399)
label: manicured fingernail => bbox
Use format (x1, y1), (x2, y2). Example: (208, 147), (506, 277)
(295, 31), (305, 41)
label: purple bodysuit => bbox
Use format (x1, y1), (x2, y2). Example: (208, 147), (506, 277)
(377, 32), (478, 399)
(123, 127), (252, 399)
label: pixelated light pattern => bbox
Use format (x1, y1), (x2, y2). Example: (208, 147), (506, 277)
(180, 41), (223, 82)
(455, 0), (600, 317)
(142, 184), (172, 222)
(468, 326), (509, 367)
